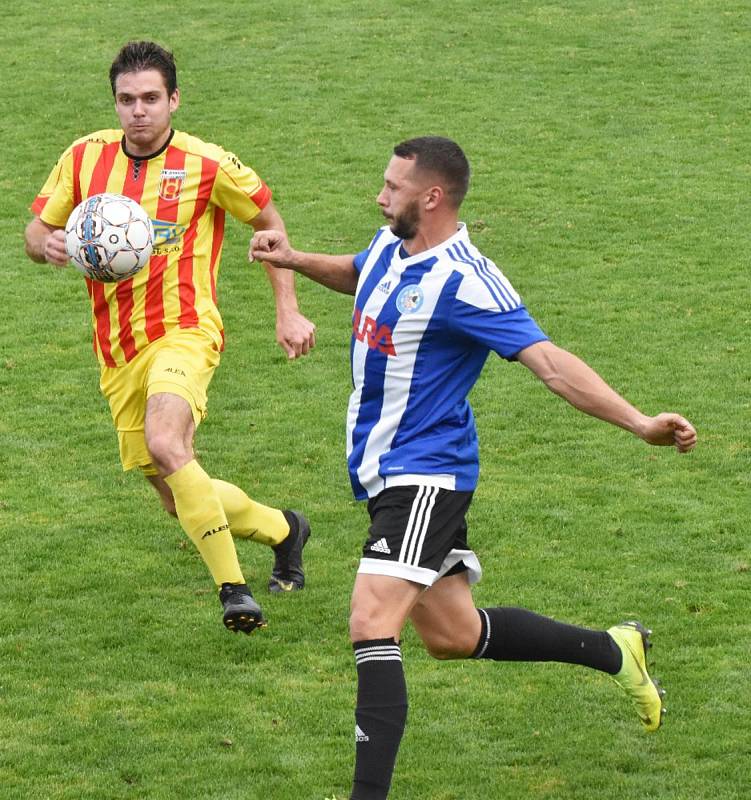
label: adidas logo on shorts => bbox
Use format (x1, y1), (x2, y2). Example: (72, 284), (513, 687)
(369, 537), (391, 554)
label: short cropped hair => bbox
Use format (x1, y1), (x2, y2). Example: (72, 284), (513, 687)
(393, 136), (470, 208)
(109, 41), (177, 96)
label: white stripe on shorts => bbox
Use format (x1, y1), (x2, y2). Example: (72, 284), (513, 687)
(398, 485), (439, 567)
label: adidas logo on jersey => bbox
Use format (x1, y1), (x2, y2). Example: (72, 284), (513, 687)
(377, 279), (391, 293)
(355, 725), (370, 742)
(370, 537), (391, 554)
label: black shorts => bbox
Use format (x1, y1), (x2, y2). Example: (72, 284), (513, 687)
(359, 485), (482, 587)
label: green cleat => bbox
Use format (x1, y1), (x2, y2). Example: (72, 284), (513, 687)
(608, 620), (666, 732)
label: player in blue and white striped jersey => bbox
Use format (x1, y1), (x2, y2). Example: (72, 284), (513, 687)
(251, 136), (697, 800)
(347, 220), (546, 504)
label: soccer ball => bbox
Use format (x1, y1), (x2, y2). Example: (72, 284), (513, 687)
(65, 193), (154, 282)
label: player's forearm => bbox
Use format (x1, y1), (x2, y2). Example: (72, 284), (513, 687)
(250, 227), (358, 294)
(24, 219), (52, 263)
(284, 251), (358, 295)
(24, 217), (70, 266)
(550, 365), (650, 436)
(263, 262), (301, 311)
(519, 342), (650, 437)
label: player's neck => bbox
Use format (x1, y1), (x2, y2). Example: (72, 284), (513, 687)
(402, 216), (460, 257)
(122, 128), (175, 160)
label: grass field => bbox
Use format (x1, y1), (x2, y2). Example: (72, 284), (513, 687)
(1, 1), (749, 798)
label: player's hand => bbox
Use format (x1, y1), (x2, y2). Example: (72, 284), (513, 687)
(250, 229), (294, 268)
(45, 229), (71, 267)
(639, 413), (697, 452)
(276, 307), (316, 359)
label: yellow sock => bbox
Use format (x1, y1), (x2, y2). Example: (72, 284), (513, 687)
(164, 461), (244, 586)
(212, 479), (290, 547)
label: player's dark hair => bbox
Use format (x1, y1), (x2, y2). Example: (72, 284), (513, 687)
(393, 136), (470, 208)
(109, 41), (177, 96)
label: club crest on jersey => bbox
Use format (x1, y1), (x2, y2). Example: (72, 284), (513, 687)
(396, 284), (424, 314)
(353, 308), (396, 356)
(158, 168), (187, 201)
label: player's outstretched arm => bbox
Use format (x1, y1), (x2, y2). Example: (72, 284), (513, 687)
(250, 229), (358, 296)
(24, 217), (69, 266)
(517, 340), (697, 452)
(249, 203), (316, 359)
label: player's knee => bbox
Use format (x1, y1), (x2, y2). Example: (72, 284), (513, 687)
(349, 605), (390, 643)
(146, 433), (189, 475)
(145, 433), (171, 470)
(422, 629), (477, 661)
(349, 609), (372, 643)
(425, 642), (464, 660)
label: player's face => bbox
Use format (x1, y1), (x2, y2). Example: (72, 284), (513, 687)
(377, 156), (428, 241)
(114, 69), (179, 157)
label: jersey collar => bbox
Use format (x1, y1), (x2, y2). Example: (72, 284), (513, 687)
(394, 222), (468, 266)
(121, 128), (175, 161)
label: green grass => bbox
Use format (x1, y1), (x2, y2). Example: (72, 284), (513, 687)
(1, 1), (749, 798)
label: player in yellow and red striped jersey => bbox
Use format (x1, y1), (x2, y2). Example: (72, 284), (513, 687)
(25, 41), (313, 634)
(31, 127), (275, 368)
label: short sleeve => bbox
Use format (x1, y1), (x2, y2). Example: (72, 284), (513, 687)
(211, 151), (272, 223)
(450, 300), (548, 360)
(353, 248), (370, 273)
(31, 146), (76, 227)
(352, 228), (393, 274)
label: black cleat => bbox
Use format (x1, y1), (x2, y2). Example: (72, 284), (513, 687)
(219, 582), (266, 634)
(268, 510), (311, 593)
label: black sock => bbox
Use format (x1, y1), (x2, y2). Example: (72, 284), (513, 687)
(472, 607), (621, 674)
(350, 638), (408, 800)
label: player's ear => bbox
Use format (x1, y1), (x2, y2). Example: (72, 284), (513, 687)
(424, 184), (444, 210)
(169, 87), (180, 114)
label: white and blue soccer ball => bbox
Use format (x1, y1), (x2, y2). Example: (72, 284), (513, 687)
(65, 193), (154, 282)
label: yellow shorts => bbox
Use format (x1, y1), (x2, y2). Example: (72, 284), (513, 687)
(99, 328), (221, 473)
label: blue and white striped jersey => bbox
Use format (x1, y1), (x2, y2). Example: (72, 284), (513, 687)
(347, 223), (548, 500)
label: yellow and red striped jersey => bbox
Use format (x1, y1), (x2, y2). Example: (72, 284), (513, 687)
(32, 129), (271, 367)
